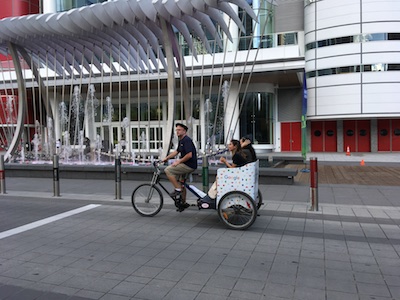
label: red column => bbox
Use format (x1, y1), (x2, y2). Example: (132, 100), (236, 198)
(310, 157), (318, 211)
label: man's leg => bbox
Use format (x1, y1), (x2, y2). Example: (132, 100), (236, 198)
(165, 172), (180, 189)
(164, 164), (194, 196)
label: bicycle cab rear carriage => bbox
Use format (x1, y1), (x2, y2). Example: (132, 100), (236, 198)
(216, 160), (259, 230)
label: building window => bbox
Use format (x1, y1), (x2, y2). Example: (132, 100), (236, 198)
(326, 130), (334, 137)
(239, 1), (275, 50)
(306, 32), (400, 50)
(56, 0), (108, 12)
(239, 92), (274, 144)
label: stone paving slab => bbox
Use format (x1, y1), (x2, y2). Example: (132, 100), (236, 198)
(1, 169), (400, 300)
(0, 195), (399, 299)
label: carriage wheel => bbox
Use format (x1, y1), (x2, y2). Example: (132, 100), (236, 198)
(217, 191), (257, 230)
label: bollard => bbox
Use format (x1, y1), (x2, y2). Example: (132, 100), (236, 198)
(202, 155), (209, 192)
(53, 154), (60, 197)
(115, 155), (122, 199)
(0, 155), (6, 194)
(309, 157), (318, 211)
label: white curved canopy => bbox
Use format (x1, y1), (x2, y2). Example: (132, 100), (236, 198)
(0, 0), (257, 76)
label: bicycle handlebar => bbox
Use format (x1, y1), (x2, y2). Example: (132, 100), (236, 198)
(202, 148), (228, 158)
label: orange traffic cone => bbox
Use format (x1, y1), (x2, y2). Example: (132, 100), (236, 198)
(346, 146), (351, 156)
(360, 159), (365, 166)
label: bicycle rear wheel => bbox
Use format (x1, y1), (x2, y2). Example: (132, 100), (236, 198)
(132, 184), (163, 217)
(217, 191), (257, 230)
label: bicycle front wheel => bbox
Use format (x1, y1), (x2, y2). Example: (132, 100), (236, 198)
(132, 184), (163, 217)
(218, 191), (257, 230)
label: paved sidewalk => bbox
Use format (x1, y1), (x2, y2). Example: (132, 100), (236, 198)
(0, 174), (400, 299)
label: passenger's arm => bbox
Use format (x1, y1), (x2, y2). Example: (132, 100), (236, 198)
(220, 156), (236, 168)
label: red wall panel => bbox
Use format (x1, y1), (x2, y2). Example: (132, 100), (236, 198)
(0, 0), (39, 19)
(281, 122), (301, 152)
(324, 121), (337, 152)
(311, 121), (323, 152)
(343, 120), (356, 152)
(392, 119), (400, 151)
(378, 120), (390, 151)
(357, 120), (370, 152)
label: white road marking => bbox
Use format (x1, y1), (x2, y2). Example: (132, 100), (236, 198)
(0, 204), (101, 240)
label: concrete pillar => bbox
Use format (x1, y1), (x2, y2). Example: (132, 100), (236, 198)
(370, 119), (378, 152)
(43, 0), (57, 13)
(337, 120), (343, 152)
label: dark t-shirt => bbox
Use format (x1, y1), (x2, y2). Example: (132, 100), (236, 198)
(232, 152), (247, 168)
(242, 145), (257, 163)
(177, 135), (197, 169)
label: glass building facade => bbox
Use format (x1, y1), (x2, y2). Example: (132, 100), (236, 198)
(56, 0), (108, 12)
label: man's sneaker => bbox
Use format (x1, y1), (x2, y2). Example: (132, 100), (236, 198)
(176, 202), (190, 212)
(169, 190), (182, 198)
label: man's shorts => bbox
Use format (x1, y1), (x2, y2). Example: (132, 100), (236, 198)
(165, 163), (195, 181)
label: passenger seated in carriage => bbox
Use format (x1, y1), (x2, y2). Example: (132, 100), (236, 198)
(200, 139), (247, 209)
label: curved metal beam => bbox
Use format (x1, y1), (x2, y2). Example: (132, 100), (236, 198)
(3, 43), (26, 161)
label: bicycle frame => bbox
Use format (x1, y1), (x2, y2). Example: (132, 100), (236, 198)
(150, 162), (203, 201)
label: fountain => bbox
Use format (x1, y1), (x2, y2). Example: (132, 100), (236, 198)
(140, 131), (147, 164)
(46, 117), (54, 157)
(59, 101), (68, 135)
(31, 133), (40, 161)
(70, 86), (83, 148)
(103, 96), (114, 154)
(121, 116), (129, 158)
(5, 96), (15, 123)
(158, 147), (162, 160)
(85, 84), (99, 161)
(78, 130), (84, 163)
(62, 131), (72, 163)
(131, 150), (136, 165)
(95, 134), (102, 163)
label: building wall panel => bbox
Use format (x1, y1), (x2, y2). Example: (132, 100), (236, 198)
(316, 74), (361, 88)
(316, 0), (360, 29)
(362, 72), (400, 84)
(362, 22), (400, 33)
(362, 1), (400, 22)
(316, 53), (361, 69)
(363, 83), (400, 114)
(316, 86), (361, 116)
(275, 0), (304, 33)
(316, 24), (360, 41)
(316, 45), (361, 61)
(304, 4), (316, 35)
